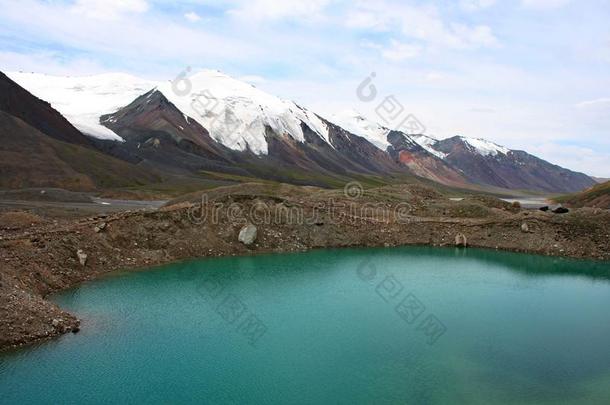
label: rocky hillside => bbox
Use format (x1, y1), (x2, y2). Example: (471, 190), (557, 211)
(433, 136), (596, 193)
(555, 181), (610, 209)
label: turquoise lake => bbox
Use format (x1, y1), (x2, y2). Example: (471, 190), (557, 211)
(1, 247), (610, 404)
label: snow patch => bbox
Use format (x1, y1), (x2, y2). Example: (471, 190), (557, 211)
(411, 134), (447, 159)
(460, 137), (510, 156)
(328, 110), (390, 151)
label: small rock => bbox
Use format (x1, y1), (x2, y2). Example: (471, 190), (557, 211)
(455, 233), (468, 248)
(94, 222), (107, 233)
(51, 318), (61, 327)
(553, 207), (570, 214)
(238, 224), (258, 245)
(539, 206), (550, 212)
(76, 249), (88, 266)
(521, 222), (530, 233)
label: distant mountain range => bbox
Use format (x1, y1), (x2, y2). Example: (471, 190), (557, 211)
(2, 70), (597, 194)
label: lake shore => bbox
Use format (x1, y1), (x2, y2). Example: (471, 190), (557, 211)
(2, 183), (609, 351)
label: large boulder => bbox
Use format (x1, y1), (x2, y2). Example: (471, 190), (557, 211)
(238, 224), (258, 246)
(455, 233), (468, 248)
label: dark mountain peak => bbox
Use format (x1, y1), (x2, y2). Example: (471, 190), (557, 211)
(102, 89), (206, 142)
(101, 89), (178, 125)
(387, 130), (425, 153)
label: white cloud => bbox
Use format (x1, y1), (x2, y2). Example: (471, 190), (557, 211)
(0, 0), (258, 71)
(0, 50), (107, 76)
(470, 106), (497, 113)
(380, 40), (422, 61)
(362, 39), (421, 61)
(228, 0), (331, 22)
(346, 2), (499, 50)
(424, 72), (445, 81)
(601, 38), (610, 63)
(449, 24), (498, 48)
(460, 0), (496, 12)
(71, 0), (149, 21)
(345, 10), (388, 31)
(521, 0), (571, 10)
(576, 98), (610, 109)
(184, 11), (201, 22)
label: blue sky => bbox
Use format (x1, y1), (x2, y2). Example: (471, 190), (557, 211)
(1, 0), (609, 176)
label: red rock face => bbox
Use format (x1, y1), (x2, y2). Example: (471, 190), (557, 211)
(398, 150), (416, 164)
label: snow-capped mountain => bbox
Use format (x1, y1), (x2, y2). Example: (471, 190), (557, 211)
(158, 70), (331, 155)
(7, 72), (156, 141)
(8, 70), (331, 155)
(97, 84), (401, 182)
(330, 111), (595, 192)
(6, 69), (597, 193)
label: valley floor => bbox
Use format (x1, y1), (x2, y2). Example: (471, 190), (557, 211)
(1, 183), (609, 351)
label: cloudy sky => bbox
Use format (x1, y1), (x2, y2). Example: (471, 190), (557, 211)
(1, 0), (609, 176)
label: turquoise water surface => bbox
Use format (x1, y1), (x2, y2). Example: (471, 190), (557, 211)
(1, 247), (610, 404)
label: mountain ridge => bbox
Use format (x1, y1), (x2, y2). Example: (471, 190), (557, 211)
(6, 70), (597, 194)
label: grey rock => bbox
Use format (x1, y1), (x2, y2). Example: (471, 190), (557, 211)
(76, 249), (88, 266)
(521, 222), (530, 233)
(455, 233), (468, 248)
(238, 224), (258, 245)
